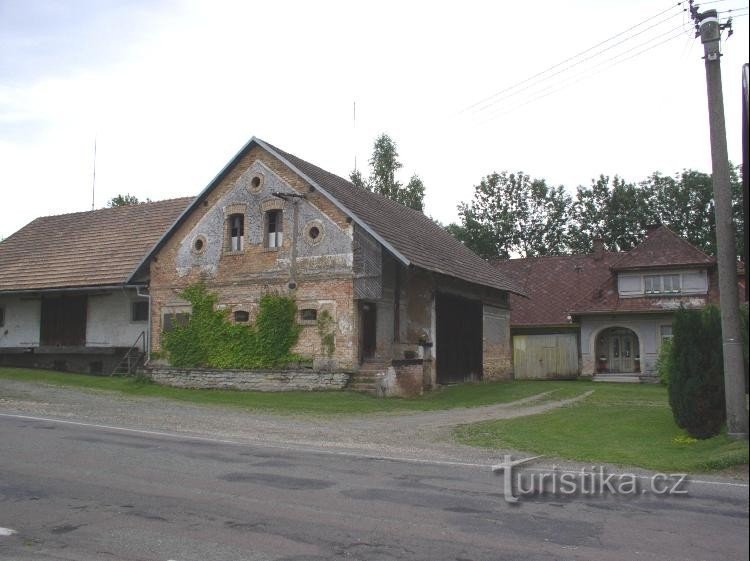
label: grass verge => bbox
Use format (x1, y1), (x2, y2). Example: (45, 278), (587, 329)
(0, 367), (583, 415)
(453, 383), (749, 472)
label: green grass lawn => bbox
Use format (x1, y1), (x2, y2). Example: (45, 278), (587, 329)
(454, 382), (749, 472)
(0, 367), (582, 415)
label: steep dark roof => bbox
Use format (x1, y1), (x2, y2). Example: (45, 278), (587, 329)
(261, 140), (522, 294)
(611, 225), (715, 270)
(492, 251), (621, 326)
(0, 198), (192, 292)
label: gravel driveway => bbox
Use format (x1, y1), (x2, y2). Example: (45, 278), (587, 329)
(0, 378), (593, 466)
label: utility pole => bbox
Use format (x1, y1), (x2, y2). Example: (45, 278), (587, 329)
(690, 3), (748, 438)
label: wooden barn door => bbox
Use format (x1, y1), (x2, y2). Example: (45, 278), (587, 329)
(40, 296), (87, 346)
(435, 293), (483, 384)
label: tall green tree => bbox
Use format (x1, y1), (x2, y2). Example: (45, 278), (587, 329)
(349, 134), (426, 211)
(448, 171), (572, 259)
(568, 175), (656, 253)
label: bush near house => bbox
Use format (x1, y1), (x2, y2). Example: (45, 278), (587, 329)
(656, 337), (673, 386)
(667, 305), (725, 439)
(161, 283), (301, 369)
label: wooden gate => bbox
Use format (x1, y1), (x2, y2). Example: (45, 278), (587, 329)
(435, 293), (483, 384)
(513, 333), (579, 379)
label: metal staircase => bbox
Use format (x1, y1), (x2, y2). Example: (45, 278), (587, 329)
(111, 331), (146, 376)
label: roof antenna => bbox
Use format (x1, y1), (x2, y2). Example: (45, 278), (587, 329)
(91, 136), (97, 210)
(353, 100), (357, 172)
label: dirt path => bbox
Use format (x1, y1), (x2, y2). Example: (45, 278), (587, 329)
(0, 378), (590, 465)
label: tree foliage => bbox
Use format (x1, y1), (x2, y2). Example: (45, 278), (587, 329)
(667, 306), (726, 439)
(161, 283), (301, 369)
(107, 193), (145, 207)
(449, 165), (744, 258)
(350, 134), (426, 212)
(449, 171), (572, 259)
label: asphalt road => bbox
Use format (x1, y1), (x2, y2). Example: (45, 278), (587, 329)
(0, 414), (747, 561)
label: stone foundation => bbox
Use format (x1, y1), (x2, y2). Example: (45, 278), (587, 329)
(145, 366), (351, 391)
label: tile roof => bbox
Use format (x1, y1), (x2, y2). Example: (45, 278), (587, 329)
(491, 251), (621, 326)
(611, 225), (715, 270)
(0, 197), (192, 292)
(568, 268), (719, 315)
(260, 140), (523, 294)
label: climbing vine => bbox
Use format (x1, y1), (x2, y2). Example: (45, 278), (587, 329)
(161, 282), (302, 368)
(316, 309), (336, 357)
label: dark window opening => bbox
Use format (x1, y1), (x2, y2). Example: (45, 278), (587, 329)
(194, 238), (204, 252)
(300, 309), (317, 321)
(266, 210), (283, 248)
(0, 307), (4, 327)
(228, 213), (244, 251)
(132, 301), (148, 322)
(234, 310), (250, 322)
(309, 226), (320, 240)
(393, 266), (401, 342)
(251, 176), (262, 189)
(163, 312), (191, 332)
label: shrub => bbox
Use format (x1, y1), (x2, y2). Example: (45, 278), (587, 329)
(656, 337), (673, 386)
(667, 305), (725, 439)
(162, 283), (302, 369)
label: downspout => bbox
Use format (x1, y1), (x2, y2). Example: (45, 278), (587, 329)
(289, 197), (300, 290)
(136, 285), (151, 362)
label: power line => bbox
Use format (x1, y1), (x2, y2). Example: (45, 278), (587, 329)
(461, 1), (687, 114)
(475, 24), (690, 125)
(473, 22), (691, 122)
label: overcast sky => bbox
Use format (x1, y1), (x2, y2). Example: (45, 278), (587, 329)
(1, 0), (748, 239)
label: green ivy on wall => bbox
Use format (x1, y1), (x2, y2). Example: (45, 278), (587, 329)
(162, 283), (302, 369)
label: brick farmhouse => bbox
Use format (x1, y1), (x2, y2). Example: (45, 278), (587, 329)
(0, 137), (522, 393)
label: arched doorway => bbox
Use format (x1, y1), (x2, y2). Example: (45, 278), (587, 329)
(596, 327), (640, 373)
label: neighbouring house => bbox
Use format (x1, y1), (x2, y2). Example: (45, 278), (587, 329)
(492, 226), (744, 381)
(0, 198), (191, 374)
(132, 137), (522, 394)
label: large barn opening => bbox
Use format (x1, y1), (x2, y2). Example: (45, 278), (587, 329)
(435, 292), (482, 384)
(40, 295), (87, 347)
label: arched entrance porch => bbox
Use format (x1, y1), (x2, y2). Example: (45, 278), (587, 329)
(595, 327), (641, 373)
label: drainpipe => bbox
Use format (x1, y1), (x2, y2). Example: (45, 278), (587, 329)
(289, 198), (300, 290)
(136, 285), (151, 362)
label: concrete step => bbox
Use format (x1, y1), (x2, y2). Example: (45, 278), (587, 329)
(593, 375), (641, 383)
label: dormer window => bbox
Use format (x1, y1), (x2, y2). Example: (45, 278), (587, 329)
(228, 213), (244, 251)
(266, 210), (283, 248)
(644, 274), (681, 294)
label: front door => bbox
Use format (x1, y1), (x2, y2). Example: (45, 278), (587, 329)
(360, 302), (377, 363)
(608, 333), (636, 372)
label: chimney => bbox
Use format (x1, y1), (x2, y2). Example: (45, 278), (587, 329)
(592, 237), (604, 260)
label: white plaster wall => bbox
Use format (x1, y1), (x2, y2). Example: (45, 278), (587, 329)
(0, 295), (41, 347)
(580, 314), (673, 375)
(86, 290), (148, 347)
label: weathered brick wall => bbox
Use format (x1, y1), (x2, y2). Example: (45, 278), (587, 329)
(146, 366), (351, 391)
(148, 144), (358, 370)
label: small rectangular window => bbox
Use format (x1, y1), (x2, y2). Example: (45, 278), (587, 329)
(661, 325), (673, 342)
(163, 312), (190, 332)
(132, 301), (148, 322)
(228, 213), (244, 251)
(663, 274), (681, 293)
(644, 275), (661, 294)
(300, 309), (317, 321)
(233, 310), (250, 322)
(266, 210), (283, 248)
(0, 307), (4, 327)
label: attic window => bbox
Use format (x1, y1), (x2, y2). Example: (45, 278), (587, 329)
(228, 213), (245, 251)
(304, 220), (324, 245)
(248, 174), (264, 194)
(309, 226), (320, 240)
(234, 310), (250, 322)
(266, 210), (283, 248)
(644, 274), (681, 294)
(300, 309), (317, 321)
(192, 235), (207, 254)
